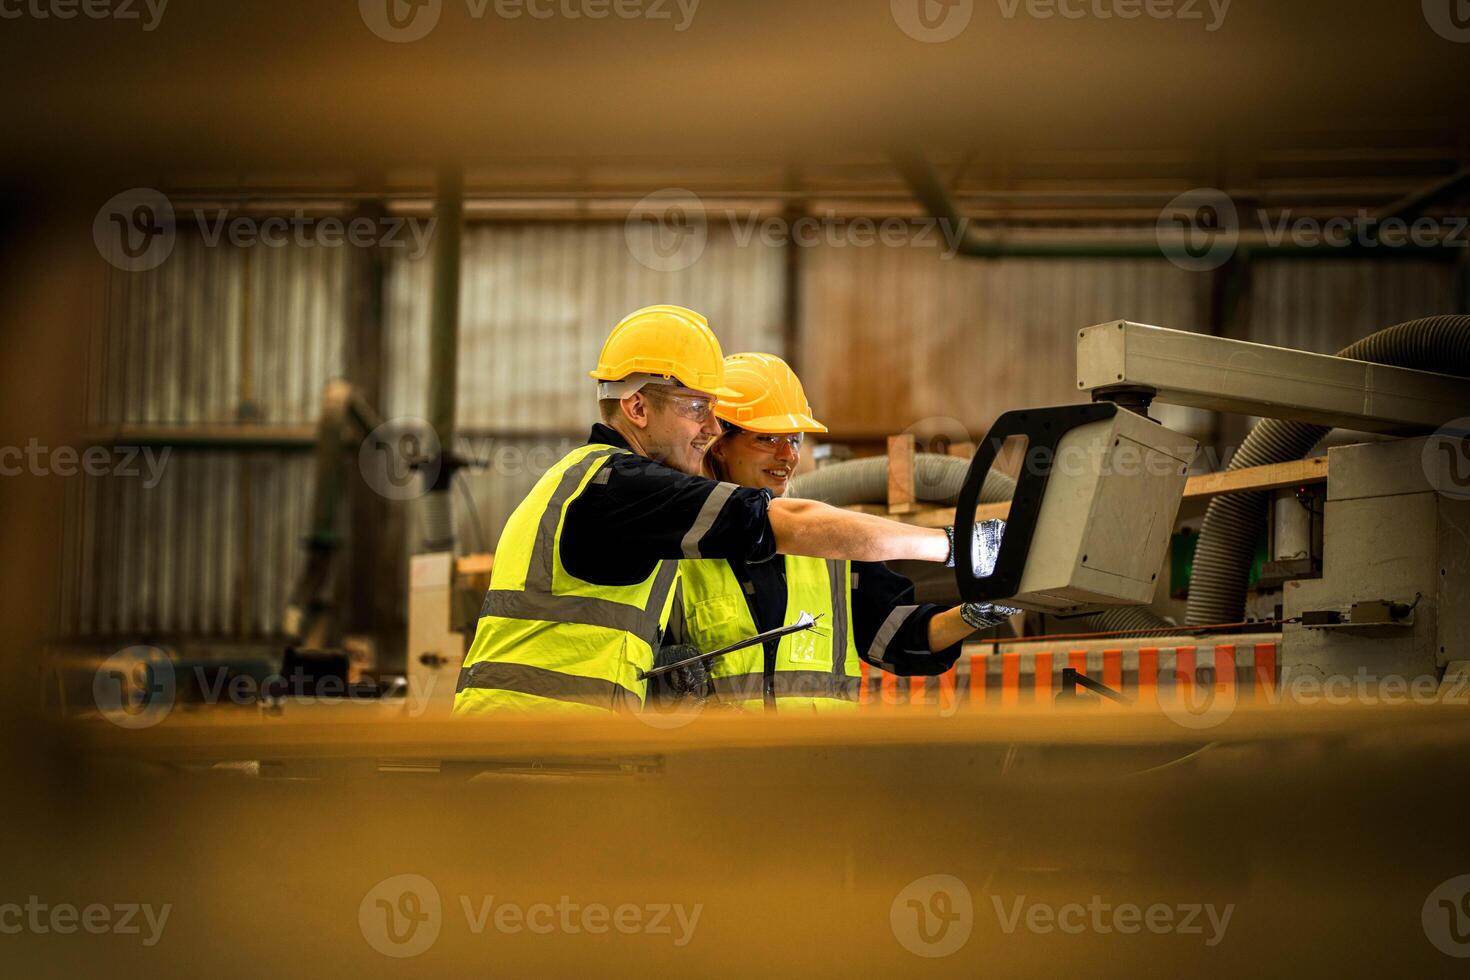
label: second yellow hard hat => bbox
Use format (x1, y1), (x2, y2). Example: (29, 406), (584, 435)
(714, 352), (828, 434)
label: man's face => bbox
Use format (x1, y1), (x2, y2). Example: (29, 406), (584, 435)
(626, 385), (722, 476)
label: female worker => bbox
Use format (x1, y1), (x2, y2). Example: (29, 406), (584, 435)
(669, 352), (1011, 711)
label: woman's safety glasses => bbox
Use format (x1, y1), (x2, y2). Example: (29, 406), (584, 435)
(744, 432), (804, 454)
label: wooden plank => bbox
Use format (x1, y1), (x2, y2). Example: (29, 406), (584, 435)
(455, 553), (495, 577)
(1182, 455), (1328, 498)
(886, 434), (916, 515)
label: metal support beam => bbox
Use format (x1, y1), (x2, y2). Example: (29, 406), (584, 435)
(342, 195), (391, 644)
(1077, 320), (1470, 434)
(423, 166), (464, 552)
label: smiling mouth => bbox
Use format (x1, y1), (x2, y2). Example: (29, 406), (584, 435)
(764, 467), (792, 482)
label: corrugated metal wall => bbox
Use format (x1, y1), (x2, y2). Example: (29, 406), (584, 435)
(65, 221), (787, 639)
(800, 244), (1213, 440)
(384, 221), (789, 560)
(67, 235), (345, 639)
(384, 223), (787, 427)
(1244, 259), (1458, 353)
(65, 218), (1462, 643)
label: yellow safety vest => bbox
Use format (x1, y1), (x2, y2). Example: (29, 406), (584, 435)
(454, 443), (680, 714)
(676, 555), (860, 711)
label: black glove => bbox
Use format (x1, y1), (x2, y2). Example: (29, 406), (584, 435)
(645, 644), (711, 709)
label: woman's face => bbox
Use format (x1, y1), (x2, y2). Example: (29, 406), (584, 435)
(709, 428), (804, 496)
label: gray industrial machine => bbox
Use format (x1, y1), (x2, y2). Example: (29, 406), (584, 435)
(959, 319), (1470, 693)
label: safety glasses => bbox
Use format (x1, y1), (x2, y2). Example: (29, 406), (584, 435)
(744, 432), (804, 454)
(644, 387), (716, 424)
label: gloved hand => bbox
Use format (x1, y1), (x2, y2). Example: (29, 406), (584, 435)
(945, 518), (1008, 577)
(645, 643), (711, 710)
(959, 601), (1021, 630)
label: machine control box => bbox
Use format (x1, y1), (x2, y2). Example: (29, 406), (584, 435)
(956, 404), (1198, 614)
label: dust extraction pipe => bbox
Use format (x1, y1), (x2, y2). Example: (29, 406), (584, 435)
(789, 452), (1016, 507)
(1186, 315), (1470, 625)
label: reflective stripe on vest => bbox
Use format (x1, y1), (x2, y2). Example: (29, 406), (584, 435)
(677, 555), (860, 709)
(454, 445), (680, 713)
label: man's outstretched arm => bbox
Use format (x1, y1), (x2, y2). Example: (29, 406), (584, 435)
(767, 497), (950, 563)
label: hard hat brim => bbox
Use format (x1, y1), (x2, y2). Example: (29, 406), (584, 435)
(714, 410), (829, 434)
(589, 370), (739, 400)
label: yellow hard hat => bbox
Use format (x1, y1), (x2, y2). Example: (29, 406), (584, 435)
(713, 352), (829, 434)
(589, 305), (739, 398)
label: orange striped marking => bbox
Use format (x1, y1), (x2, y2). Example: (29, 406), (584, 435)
(1175, 646), (1197, 698)
(1001, 653), (1021, 707)
(1034, 652), (1053, 705)
(938, 669), (958, 715)
(1254, 642), (1278, 704)
(1137, 647), (1159, 705)
(1103, 649), (1123, 693)
(881, 670), (899, 708)
(968, 653), (986, 708)
(1214, 644), (1236, 694)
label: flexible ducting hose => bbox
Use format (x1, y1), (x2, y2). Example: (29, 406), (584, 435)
(1186, 314), (1470, 626)
(421, 489), (455, 552)
(789, 453), (1016, 506)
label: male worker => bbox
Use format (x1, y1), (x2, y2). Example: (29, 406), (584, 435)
(668, 352), (1012, 711)
(454, 304), (964, 715)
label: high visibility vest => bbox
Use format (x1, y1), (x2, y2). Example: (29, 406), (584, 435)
(454, 444), (680, 714)
(676, 555), (860, 711)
